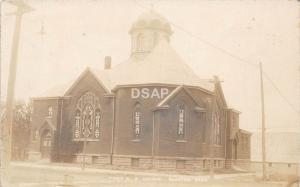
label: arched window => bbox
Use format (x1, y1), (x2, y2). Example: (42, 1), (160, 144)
(216, 119), (221, 144)
(73, 92), (101, 140)
(178, 105), (185, 135)
(74, 110), (81, 139)
(213, 111), (221, 145)
(133, 103), (141, 137)
(33, 128), (39, 141)
(94, 109), (101, 138)
(48, 106), (53, 117)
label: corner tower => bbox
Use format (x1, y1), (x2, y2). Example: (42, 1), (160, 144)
(129, 10), (173, 60)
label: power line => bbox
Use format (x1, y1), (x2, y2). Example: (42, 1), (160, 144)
(130, 0), (258, 67)
(130, 0), (299, 116)
(170, 22), (259, 68)
(262, 71), (299, 114)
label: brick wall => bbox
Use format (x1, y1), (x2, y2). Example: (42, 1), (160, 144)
(59, 73), (114, 162)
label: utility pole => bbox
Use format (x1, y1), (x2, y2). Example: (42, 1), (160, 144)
(298, 65), (300, 182)
(259, 62), (267, 180)
(1, 1), (33, 186)
(0, 5), (2, 186)
(208, 95), (215, 180)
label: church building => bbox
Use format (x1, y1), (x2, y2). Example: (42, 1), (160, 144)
(28, 11), (251, 171)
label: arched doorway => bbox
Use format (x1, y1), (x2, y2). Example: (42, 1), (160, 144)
(40, 130), (52, 158)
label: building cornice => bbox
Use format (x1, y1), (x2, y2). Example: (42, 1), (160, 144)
(31, 96), (71, 101)
(112, 83), (178, 92)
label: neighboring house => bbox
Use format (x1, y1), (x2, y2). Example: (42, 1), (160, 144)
(27, 10), (251, 171)
(251, 132), (300, 176)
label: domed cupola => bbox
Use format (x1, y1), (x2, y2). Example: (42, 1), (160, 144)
(129, 10), (173, 60)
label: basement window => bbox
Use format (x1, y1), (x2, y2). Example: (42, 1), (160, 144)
(131, 158), (139, 167)
(176, 160), (185, 169)
(214, 160), (217, 167)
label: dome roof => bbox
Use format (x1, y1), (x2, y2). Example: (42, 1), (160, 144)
(130, 11), (173, 34)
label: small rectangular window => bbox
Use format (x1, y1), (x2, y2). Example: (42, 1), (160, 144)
(176, 160), (185, 169)
(92, 156), (98, 164)
(268, 162), (272, 167)
(203, 160), (206, 169)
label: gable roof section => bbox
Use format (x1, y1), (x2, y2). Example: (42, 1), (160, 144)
(64, 67), (111, 95)
(40, 118), (56, 131)
(35, 68), (111, 98)
(36, 83), (72, 98)
(157, 85), (206, 112)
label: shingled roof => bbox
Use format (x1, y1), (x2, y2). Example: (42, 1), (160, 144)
(35, 39), (215, 98)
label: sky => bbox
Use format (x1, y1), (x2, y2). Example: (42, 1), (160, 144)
(1, 0), (299, 134)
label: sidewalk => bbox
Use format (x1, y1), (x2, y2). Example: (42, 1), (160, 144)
(11, 161), (255, 180)
(9, 162), (287, 187)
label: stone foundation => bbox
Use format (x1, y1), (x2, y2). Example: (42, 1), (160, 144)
(92, 154), (111, 165)
(112, 155), (153, 169)
(72, 154), (247, 172)
(75, 154), (111, 165)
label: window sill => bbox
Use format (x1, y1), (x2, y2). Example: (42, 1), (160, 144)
(73, 138), (100, 142)
(131, 139), (141, 142)
(176, 139), (187, 143)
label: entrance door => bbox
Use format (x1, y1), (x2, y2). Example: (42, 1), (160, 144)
(40, 130), (52, 158)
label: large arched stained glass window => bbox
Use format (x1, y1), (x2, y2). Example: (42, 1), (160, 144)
(73, 92), (101, 141)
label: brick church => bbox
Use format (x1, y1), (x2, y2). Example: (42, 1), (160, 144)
(28, 10), (251, 171)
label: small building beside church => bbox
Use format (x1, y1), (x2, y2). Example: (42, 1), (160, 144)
(27, 10), (251, 171)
